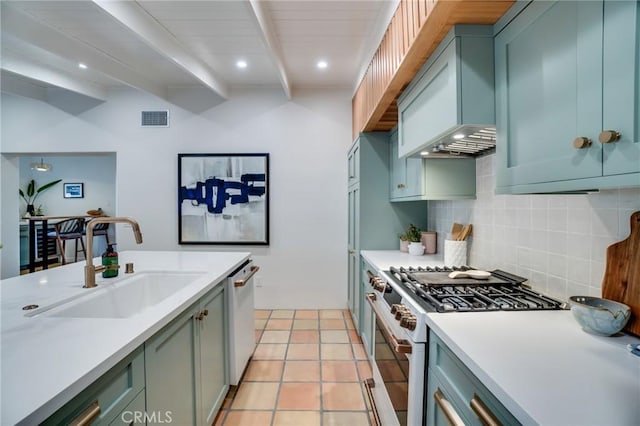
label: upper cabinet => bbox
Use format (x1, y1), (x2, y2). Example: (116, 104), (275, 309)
(398, 25), (496, 158)
(495, 0), (640, 193)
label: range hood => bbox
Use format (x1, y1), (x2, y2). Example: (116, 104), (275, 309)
(398, 25), (496, 159)
(420, 125), (496, 158)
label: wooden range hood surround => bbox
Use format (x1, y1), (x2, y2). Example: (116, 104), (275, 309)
(352, 0), (515, 139)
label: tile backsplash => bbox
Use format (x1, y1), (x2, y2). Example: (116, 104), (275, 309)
(427, 154), (640, 302)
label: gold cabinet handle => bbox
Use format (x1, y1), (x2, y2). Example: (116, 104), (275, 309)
(70, 400), (101, 426)
(397, 183), (406, 189)
(573, 137), (592, 149)
(234, 265), (260, 287)
(599, 130), (621, 144)
(202, 309), (209, 317)
(196, 311), (205, 321)
(434, 388), (465, 426)
(363, 378), (381, 426)
(470, 393), (502, 426)
(348, 249), (355, 255)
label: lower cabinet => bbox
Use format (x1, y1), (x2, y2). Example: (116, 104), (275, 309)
(44, 283), (228, 426)
(427, 331), (520, 426)
(43, 346), (146, 426)
(146, 284), (227, 426)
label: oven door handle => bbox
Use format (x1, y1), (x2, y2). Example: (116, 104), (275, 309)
(363, 378), (381, 426)
(365, 293), (412, 354)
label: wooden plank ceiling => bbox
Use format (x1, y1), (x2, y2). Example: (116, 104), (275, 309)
(352, 0), (515, 138)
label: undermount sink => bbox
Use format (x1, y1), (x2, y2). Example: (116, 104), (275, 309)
(36, 271), (205, 319)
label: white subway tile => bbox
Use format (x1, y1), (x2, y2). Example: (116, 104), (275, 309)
(427, 154), (632, 298)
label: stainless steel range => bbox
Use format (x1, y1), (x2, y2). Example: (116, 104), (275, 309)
(387, 266), (566, 313)
(363, 264), (566, 426)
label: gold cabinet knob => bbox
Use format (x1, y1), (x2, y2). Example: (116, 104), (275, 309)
(573, 137), (592, 149)
(598, 130), (621, 144)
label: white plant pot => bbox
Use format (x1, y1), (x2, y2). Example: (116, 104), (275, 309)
(408, 242), (424, 256)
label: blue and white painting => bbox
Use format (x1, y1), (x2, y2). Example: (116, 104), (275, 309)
(178, 153), (269, 245)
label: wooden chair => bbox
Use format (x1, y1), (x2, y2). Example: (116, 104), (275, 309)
(50, 217), (86, 264)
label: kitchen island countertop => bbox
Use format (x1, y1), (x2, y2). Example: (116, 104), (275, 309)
(362, 250), (640, 426)
(1, 250), (250, 425)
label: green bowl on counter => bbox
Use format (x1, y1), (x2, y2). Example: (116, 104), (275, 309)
(569, 296), (631, 336)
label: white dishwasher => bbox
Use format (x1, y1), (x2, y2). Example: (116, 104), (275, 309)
(227, 259), (259, 385)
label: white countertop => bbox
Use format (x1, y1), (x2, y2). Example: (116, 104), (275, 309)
(361, 250), (445, 270)
(361, 250), (640, 426)
(0, 250), (250, 425)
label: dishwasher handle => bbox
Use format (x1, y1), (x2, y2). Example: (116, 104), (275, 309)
(234, 265), (260, 287)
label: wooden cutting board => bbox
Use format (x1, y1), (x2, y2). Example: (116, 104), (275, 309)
(601, 211), (640, 336)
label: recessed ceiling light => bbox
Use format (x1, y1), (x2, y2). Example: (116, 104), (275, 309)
(236, 60), (247, 69)
(317, 60), (328, 69)
(78, 63), (88, 70)
(453, 133), (465, 140)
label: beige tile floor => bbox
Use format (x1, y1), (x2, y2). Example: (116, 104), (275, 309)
(214, 309), (374, 426)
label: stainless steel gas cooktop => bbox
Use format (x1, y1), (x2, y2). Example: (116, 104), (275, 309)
(386, 266), (566, 313)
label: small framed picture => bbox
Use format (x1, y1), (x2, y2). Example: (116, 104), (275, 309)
(63, 183), (84, 199)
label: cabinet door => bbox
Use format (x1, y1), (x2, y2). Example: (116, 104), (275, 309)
(109, 390), (146, 426)
(427, 370), (469, 426)
(199, 285), (228, 426)
(399, 39), (459, 158)
(348, 141), (360, 186)
(602, 0), (640, 175)
(390, 131), (424, 200)
(495, 1), (604, 187)
(347, 186), (360, 328)
(145, 306), (199, 425)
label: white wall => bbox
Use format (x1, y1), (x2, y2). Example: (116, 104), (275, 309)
(428, 154), (640, 302)
(1, 87), (351, 308)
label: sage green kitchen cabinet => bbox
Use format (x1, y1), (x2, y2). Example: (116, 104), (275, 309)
(43, 346), (145, 426)
(427, 331), (520, 426)
(145, 284), (227, 426)
(398, 25), (495, 158)
(495, 0), (640, 193)
(347, 132), (427, 332)
(390, 127), (477, 201)
(108, 390), (146, 425)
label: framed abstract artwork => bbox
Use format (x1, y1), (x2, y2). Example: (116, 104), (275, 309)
(178, 153), (269, 245)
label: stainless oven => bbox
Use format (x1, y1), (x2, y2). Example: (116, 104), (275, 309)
(363, 270), (426, 426)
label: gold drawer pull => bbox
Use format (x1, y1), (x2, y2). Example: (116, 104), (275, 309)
(70, 400), (100, 426)
(434, 388), (465, 426)
(234, 265), (260, 287)
(470, 393), (502, 426)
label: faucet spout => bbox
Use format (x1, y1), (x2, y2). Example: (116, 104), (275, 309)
(84, 217), (143, 288)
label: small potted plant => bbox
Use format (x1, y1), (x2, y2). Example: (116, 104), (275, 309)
(19, 178), (62, 217)
(405, 224), (424, 256)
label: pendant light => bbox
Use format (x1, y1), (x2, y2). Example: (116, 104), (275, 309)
(31, 158), (52, 172)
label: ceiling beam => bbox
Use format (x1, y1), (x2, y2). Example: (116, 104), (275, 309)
(1, 4), (169, 101)
(1, 55), (108, 102)
(247, 0), (292, 100)
(92, 0), (229, 99)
